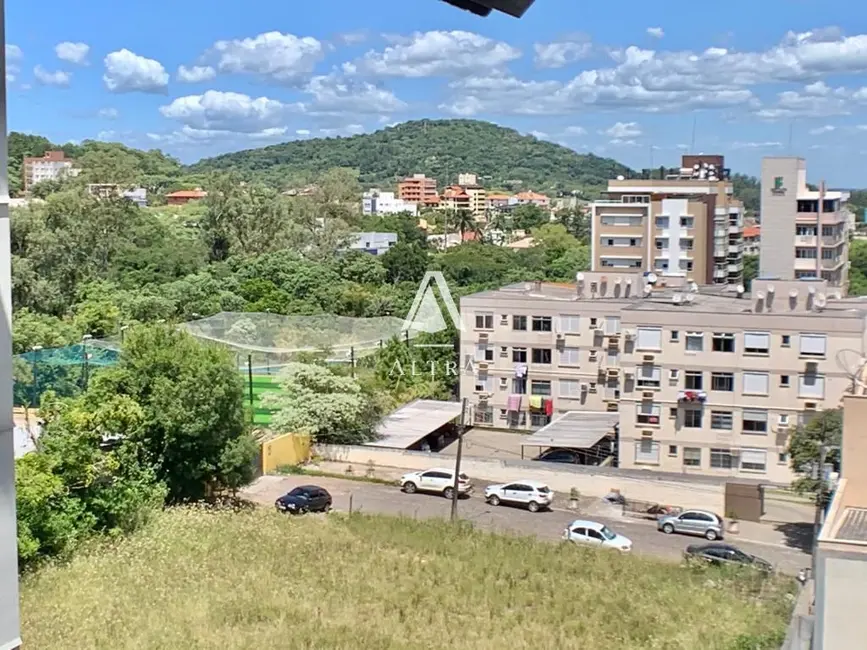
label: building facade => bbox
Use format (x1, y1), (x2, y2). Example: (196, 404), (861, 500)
(165, 189), (207, 205)
(398, 174), (439, 207)
(458, 173), (478, 186)
(348, 232), (398, 256)
(590, 155), (744, 286)
(459, 272), (862, 483)
(439, 185), (471, 213)
(362, 189), (418, 216)
(759, 157), (849, 290)
(22, 151), (78, 191)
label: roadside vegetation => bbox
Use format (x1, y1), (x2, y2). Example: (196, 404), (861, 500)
(21, 507), (795, 650)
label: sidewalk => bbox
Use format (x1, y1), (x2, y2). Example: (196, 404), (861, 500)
(307, 460), (809, 552)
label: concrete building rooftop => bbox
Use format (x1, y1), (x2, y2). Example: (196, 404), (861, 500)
(834, 507), (867, 542)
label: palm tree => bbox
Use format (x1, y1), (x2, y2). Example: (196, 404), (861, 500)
(451, 209), (478, 239)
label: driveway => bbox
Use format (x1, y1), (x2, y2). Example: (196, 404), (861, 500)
(244, 475), (811, 576)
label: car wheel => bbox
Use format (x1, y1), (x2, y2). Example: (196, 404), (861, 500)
(443, 486), (455, 500)
(487, 494), (501, 506)
(705, 529), (719, 541)
(527, 501), (540, 513)
(403, 482), (417, 494)
(662, 523), (675, 534)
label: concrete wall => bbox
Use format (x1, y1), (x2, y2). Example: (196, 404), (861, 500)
(314, 444), (725, 511)
(814, 548), (867, 650)
(262, 433), (311, 474)
(760, 157), (803, 280)
(841, 395), (867, 501)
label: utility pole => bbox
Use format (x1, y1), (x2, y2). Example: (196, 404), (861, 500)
(449, 397), (469, 523)
(811, 436), (829, 576)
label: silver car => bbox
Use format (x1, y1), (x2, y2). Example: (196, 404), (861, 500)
(657, 509), (724, 541)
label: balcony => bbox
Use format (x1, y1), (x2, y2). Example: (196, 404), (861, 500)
(714, 248), (727, 258)
(796, 235), (817, 246)
(822, 234), (845, 247)
(727, 262), (743, 273)
(821, 257), (845, 269)
(728, 224), (740, 234)
(728, 244), (744, 254)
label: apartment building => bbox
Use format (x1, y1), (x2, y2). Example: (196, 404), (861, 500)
(590, 155), (744, 286)
(458, 173), (478, 186)
(459, 272), (863, 483)
(439, 185), (471, 213)
(744, 225), (761, 256)
(398, 173), (439, 207)
(759, 157), (849, 290)
(362, 189), (419, 216)
(22, 150), (79, 191)
(465, 185), (487, 222)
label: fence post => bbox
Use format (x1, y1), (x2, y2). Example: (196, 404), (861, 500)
(350, 346), (355, 377)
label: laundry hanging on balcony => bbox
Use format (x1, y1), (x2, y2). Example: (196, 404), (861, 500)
(544, 398), (554, 416)
(514, 363), (528, 378)
(506, 394), (522, 412)
(677, 390), (707, 403)
(529, 395), (543, 410)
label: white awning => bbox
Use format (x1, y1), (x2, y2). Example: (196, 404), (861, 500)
(521, 411), (619, 449)
(365, 399), (464, 449)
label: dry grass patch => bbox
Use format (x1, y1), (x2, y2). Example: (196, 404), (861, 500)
(21, 507), (795, 650)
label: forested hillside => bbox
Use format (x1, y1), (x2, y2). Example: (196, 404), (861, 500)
(187, 119), (632, 193)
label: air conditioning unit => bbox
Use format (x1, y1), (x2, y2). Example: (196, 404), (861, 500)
(642, 391), (655, 399)
(643, 354), (655, 361)
(805, 402), (818, 410)
(477, 361), (490, 369)
(478, 332), (489, 340)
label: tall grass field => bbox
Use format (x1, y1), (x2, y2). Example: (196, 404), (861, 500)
(21, 508), (796, 649)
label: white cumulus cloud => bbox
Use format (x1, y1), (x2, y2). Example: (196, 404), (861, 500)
(534, 36), (592, 68)
(345, 30), (520, 77)
(103, 49), (169, 93)
(6, 44), (22, 82)
(34, 65), (71, 87)
(809, 125), (836, 135)
(159, 90), (288, 133)
(300, 74), (406, 115)
(177, 65), (216, 83)
(211, 31), (323, 85)
(646, 27), (665, 39)
(603, 122), (642, 138)
(55, 42), (89, 65)
(98, 107), (119, 119)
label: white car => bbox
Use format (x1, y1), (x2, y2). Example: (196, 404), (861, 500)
(563, 519), (633, 552)
(399, 468), (473, 499)
(484, 480), (553, 512)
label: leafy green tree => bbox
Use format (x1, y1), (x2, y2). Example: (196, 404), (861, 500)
(263, 362), (382, 444)
(12, 308), (79, 354)
(743, 254), (759, 291)
(337, 250), (387, 285)
(88, 326), (257, 501)
(511, 203), (549, 231)
(381, 242), (429, 284)
(788, 408), (842, 494)
(446, 209), (480, 238)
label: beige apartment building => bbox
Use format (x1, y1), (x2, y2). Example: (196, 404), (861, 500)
(590, 155), (744, 286)
(759, 157), (849, 291)
(459, 272), (865, 484)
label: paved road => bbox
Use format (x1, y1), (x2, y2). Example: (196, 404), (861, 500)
(244, 475), (811, 576)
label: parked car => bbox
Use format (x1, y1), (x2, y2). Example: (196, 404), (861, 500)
(684, 543), (772, 572)
(657, 509), (724, 541)
(563, 519), (632, 552)
(484, 480), (553, 512)
(399, 468), (473, 499)
(275, 485), (332, 514)
(533, 448), (588, 465)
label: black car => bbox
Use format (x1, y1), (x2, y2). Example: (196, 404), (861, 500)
(683, 543), (773, 572)
(533, 448), (589, 465)
(275, 485), (332, 515)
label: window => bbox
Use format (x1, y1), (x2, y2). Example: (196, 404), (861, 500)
(475, 344), (494, 362)
(512, 315), (527, 331)
(475, 313), (493, 329)
(742, 410), (768, 434)
(668, 445), (678, 457)
(604, 316), (621, 335)
(781, 334), (791, 347)
(531, 380), (552, 396)
(500, 347), (509, 359)
(560, 379), (581, 397)
(500, 315), (508, 325)
(670, 330), (680, 342)
(532, 316), (552, 332)
(512, 377), (526, 394)
(635, 439), (660, 464)
(683, 408), (703, 428)
(589, 317), (598, 328)
(683, 447), (702, 467)
(799, 334), (827, 358)
(685, 332), (703, 352)
(474, 375), (493, 392)
(744, 332), (770, 355)
(780, 375), (790, 387)
(740, 448), (767, 472)
(559, 347), (579, 365)
(637, 365), (661, 388)
(656, 216), (670, 229)
(669, 368), (679, 382)
(636, 327), (663, 350)
(559, 314), (580, 333)
(669, 407), (678, 418)
(710, 448), (735, 469)
(799, 373), (825, 398)
(743, 372), (770, 396)
(711, 411), (733, 430)
(680, 216), (694, 228)
(712, 333), (735, 352)
(711, 372), (734, 392)
(499, 377), (508, 389)
(636, 402), (660, 425)
(512, 347), (527, 363)
(684, 371), (703, 391)
(531, 348), (552, 364)
(778, 452), (789, 464)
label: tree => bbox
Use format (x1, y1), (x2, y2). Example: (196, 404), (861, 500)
(787, 408), (842, 494)
(511, 203), (549, 231)
(381, 242), (429, 285)
(743, 254), (759, 291)
(448, 209), (480, 238)
(263, 362), (382, 444)
(87, 326), (258, 501)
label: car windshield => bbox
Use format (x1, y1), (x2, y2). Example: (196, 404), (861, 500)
(599, 526), (616, 541)
(288, 487), (307, 497)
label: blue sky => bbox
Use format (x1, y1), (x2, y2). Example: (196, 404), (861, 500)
(6, 0), (867, 186)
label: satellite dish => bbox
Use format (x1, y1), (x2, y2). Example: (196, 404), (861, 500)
(736, 284), (745, 295)
(576, 272), (585, 283)
(646, 272), (659, 284)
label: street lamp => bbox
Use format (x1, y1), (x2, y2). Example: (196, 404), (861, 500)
(119, 325), (129, 344)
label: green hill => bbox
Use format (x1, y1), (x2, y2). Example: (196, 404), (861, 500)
(187, 119), (632, 193)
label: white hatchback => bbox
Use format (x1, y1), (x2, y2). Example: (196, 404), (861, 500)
(399, 468), (473, 499)
(563, 519), (633, 552)
(484, 480), (553, 512)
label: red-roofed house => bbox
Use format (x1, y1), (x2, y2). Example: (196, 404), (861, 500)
(439, 185), (471, 212)
(744, 225), (761, 255)
(166, 189), (208, 205)
(515, 191), (550, 207)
